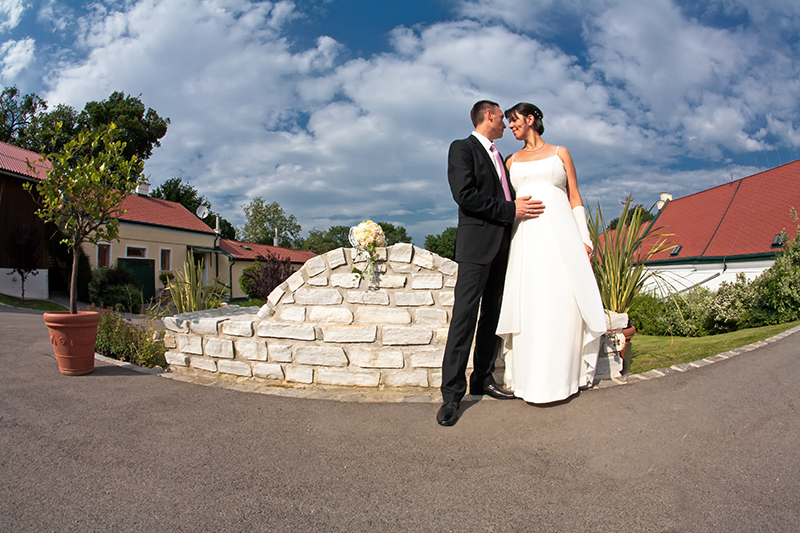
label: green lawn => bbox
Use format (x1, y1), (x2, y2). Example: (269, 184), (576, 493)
(0, 293), (68, 312)
(629, 320), (800, 374)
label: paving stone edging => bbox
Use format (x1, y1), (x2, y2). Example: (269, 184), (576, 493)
(96, 324), (800, 403)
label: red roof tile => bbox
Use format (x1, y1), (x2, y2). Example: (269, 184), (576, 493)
(644, 160), (800, 262)
(0, 140), (50, 179)
(119, 194), (216, 234)
(219, 238), (317, 264)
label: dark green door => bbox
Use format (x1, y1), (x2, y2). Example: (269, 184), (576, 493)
(118, 258), (156, 303)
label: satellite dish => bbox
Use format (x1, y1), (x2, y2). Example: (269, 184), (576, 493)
(196, 206), (209, 219)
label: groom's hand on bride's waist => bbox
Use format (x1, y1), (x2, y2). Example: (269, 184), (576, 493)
(515, 196), (545, 219)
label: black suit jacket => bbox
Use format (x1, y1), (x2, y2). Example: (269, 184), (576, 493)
(447, 135), (516, 264)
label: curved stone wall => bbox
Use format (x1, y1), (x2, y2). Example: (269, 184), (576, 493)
(162, 244), (468, 389)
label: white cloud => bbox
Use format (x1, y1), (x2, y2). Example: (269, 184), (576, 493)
(0, 0), (25, 32)
(26, 0), (800, 242)
(0, 38), (35, 83)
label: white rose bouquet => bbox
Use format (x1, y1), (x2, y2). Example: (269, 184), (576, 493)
(349, 220), (386, 287)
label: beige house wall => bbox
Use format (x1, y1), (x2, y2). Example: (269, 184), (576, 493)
(83, 223), (219, 297)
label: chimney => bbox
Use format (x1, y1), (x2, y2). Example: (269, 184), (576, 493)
(215, 215), (221, 235)
(135, 182), (150, 196)
(273, 228), (280, 247)
(656, 192), (672, 211)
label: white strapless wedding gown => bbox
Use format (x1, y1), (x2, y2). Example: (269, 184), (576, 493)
(496, 153), (606, 403)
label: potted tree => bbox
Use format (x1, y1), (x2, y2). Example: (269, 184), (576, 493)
(587, 197), (673, 374)
(25, 123), (144, 375)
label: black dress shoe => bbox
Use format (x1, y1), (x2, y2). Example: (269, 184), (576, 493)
(436, 401), (460, 426)
(471, 383), (516, 400)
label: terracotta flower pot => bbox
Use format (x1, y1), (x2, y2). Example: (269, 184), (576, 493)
(43, 311), (101, 376)
(621, 324), (636, 375)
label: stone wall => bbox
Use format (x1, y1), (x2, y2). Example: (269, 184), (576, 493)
(162, 244), (464, 389)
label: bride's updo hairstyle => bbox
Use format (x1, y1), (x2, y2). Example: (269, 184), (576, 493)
(505, 103), (544, 135)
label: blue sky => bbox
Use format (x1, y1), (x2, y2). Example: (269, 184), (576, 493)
(2, 0), (799, 244)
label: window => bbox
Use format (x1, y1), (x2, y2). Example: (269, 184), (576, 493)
(97, 243), (111, 268)
(669, 245), (682, 257)
(127, 246), (147, 258)
(160, 249), (172, 271)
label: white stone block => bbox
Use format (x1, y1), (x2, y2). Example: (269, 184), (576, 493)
(257, 304), (273, 319)
(347, 290), (390, 305)
(438, 291), (455, 307)
(354, 307), (410, 324)
(304, 255), (327, 277)
(412, 247), (434, 269)
(204, 338), (234, 359)
(326, 248), (347, 269)
(284, 364), (314, 384)
(389, 242), (414, 263)
(267, 286), (285, 306)
(331, 273), (359, 288)
(287, 270), (306, 292)
(253, 363), (285, 380)
(395, 292), (434, 306)
(295, 346), (348, 366)
(383, 326), (433, 345)
(412, 274), (443, 289)
(218, 360), (252, 377)
(346, 346), (404, 368)
(429, 370), (442, 388)
(267, 343), (293, 363)
(444, 279), (456, 288)
(235, 339), (268, 361)
(316, 368), (380, 387)
(435, 328), (449, 344)
(162, 316), (189, 333)
(308, 307), (354, 324)
(389, 263), (419, 274)
(190, 316), (226, 335)
(381, 369), (429, 388)
(190, 358), (217, 372)
(165, 351), (189, 366)
(221, 320), (254, 337)
(438, 259), (457, 276)
(257, 323), (316, 340)
(307, 277), (328, 286)
(176, 335), (203, 355)
(408, 346), (445, 367)
(279, 307), (306, 322)
(321, 325), (377, 343)
(293, 288), (343, 305)
(376, 275), (406, 289)
(414, 308), (448, 325)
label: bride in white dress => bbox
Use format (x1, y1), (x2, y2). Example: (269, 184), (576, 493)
(496, 103), (606, 404)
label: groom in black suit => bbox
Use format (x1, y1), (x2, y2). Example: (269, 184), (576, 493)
(437, 100), (545, 427)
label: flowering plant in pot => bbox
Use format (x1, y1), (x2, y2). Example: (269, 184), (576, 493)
(587, 196), (673, 373)
(25, 123), (144, 375)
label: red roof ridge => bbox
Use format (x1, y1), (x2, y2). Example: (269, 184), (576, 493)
(0, 140), (51, 179)
(219, 238), (317, 263)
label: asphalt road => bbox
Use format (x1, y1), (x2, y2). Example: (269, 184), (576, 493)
(1, 306), (799, 532)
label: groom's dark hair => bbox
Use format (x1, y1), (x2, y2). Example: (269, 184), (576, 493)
(471, 100), (499, 127)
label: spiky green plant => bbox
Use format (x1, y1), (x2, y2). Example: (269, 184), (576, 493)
(166, 250), (227, 313)
(587, 197), (674, 314)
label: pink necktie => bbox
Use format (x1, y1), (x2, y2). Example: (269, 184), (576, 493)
(490, 144), (512, 201)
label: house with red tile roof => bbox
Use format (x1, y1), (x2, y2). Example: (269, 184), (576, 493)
(217, 239), (317, 299)
(0, 141), (51, 299)
(642, 160), (800, 293)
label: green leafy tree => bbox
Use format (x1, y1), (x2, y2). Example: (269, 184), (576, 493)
(0, 86), (47, 147)
(377, 222), (412, 245)
(302, 225), (352, 255)
(24, 123), (145, 313)
(238, 197), (302, 248)
(150, 177), (235, 238)
(607, 201), (656, 231)
(78, 91), (169, 161)
(424, 226), (457, 260)
(239, 252), (294, 300)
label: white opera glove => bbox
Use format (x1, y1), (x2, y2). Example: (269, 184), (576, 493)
(573, 205), (593, 251)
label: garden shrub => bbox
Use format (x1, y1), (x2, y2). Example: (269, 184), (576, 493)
(94, 308), (166, 368)
(710, 273), (757, 332)
(655, 286), (715, 337)
(89, 265), (143, 313)
(239, 252), (294, 300)
(751, 228), (800, 325)
(628, 292), (664, 335)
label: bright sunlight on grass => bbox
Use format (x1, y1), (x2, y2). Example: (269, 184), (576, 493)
(629, 320), (800, 374)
